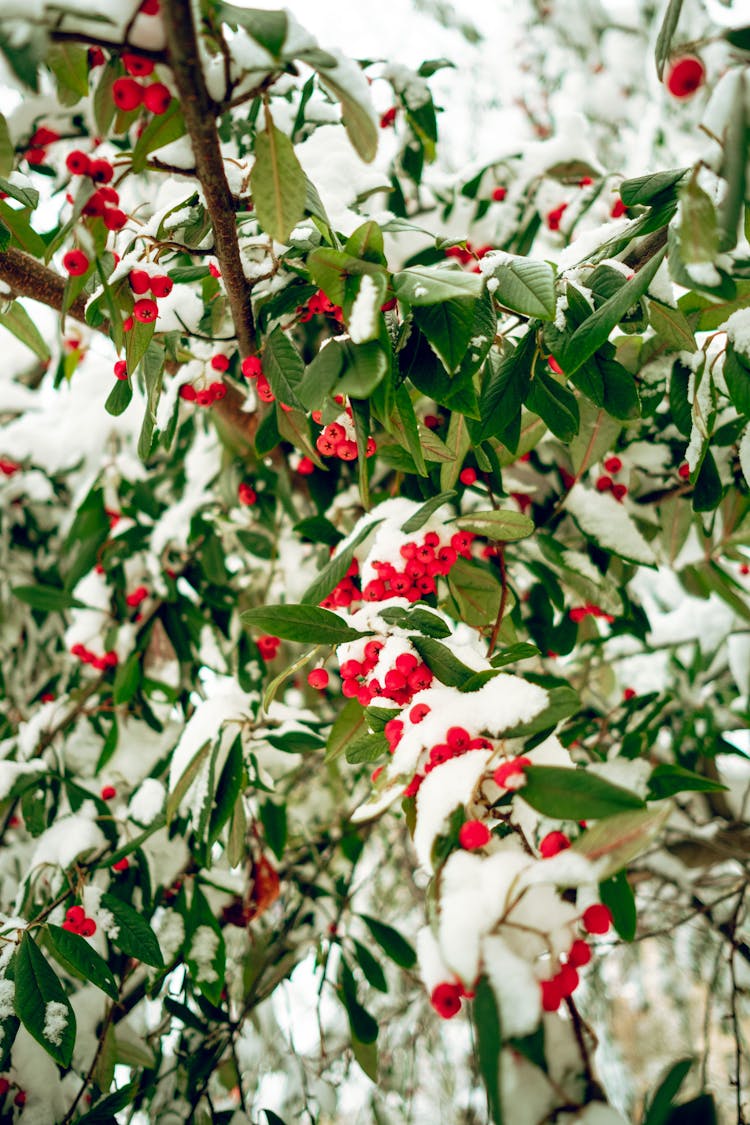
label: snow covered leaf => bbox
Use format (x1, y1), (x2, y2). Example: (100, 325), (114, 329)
(99, 894), (164, 969)
(485, 256), (556, 320)
(520, 765), (645, 820)
(185, 888), (226, 1006)
(46, 924), (118, 1001)
(219, 4), (287, 56)
(242, 604), (371, 643)
(250, 122), (307, 244)
(571, 806), (671, 881)
(15, 933), (76, 1068)
(392, 266), (484, 305)
(317, 54), (379, 162)
(453, 509), (534, 542)
(564, 483), (657, 565)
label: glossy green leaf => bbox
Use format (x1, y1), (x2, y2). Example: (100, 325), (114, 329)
(46, 925), (118, 1001)
(242, 604), (371, 643)
(15, 933), (76, 1067)
(520, 765), (646, 819)
(99, 893), (164, 968)
(250, 121), (307, 243)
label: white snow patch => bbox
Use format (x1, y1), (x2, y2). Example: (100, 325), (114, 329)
(565, 483), (656, 565)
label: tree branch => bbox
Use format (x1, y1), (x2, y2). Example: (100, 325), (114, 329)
(160, 0), (257, 358)
(0, 247), (89, 324)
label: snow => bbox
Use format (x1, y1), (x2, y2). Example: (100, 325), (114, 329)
(189, 925), (220, 982)
(42, 1001), (69, 1047)
(482, 934), (541, 1037)
(0, 760), (44, 801)
(413, 750), (492, 870)
(168, 677), (252, 797)
(724, 308), (750, 359)
(565, 483), (657, 565)
(30, 814), (106, 874)
(685, 261), (721, 287)
(348, 274), (380, 343)
(128, 778), (166, 825)
(0, 978), (14, 1018)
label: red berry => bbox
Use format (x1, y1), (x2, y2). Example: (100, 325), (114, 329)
(180, 384), (196, 401)
(88, 158), (114, 184)
(63, 250), (89, 276)
(603, 456), (622, 474)
(678, 462), (690, 479)
(209, 381), (226, 401)
(88, 47), (106, 68)
(409, 703), (430, 723)
(595, 475), (613, 492)
(539, 831), (570, 858)
(122, 53), (155, 77)
(112, 857), (130, 872)
(112, 77), (144, 111)
(208, 262), (221, 278)
(582, 903), (613, 934)
(546, 203), (567, 231)
(14, 1091), (26, 1108)
(430, 982), (462, 1019)
(540, 977), (563, 1012)
(241, 355), (262, 379)
(113, 360), (128, 380)
(380, 106), (397, 129)
(238, 482), (257, 506)
(567, 939), (592, 968)
(579, 176), (593, 187)
(100, 785), (116, 800)
(459, 467), (477, 486)
(30, 126), (59, 147)
(458, 820), (491, 850)
(66, 150), (90, 176)
(610, 198), (627, 219)
(493, 756), (531, 790)
(307, 668), (329, 690)
(666, 56), (705, 98)
(123, 316), (134, 332)
(140, 0), (160, 13)
(556, 964), (579, 998)
(623, 687), (636, 701)
(150, 274), (173, 298)
(143, 82), (172, 115)
(195, 389), (213, 407)
(492, 186), (507, 201)
(129, 269), (151, 294)
(133, 298), (158, 323)
(125, 585), (148, 607)
(79, 918), (96, 936)
(103, 208), (128, 231)
(211, 353), (229, 372)
(66, 905), (85, 926)
(611, 483), (628, 502)
(297, 456), (315, 475)
(0, 1077), (8, 1097)
(741, 564), (750, 576)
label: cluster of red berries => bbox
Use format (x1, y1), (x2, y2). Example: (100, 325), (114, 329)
(314, 418), (376, 462)
(71, 644), (118, 672)
(65, 151), (126, 229)
(540, 906), (612, 1012)
(240, 355), (276, 404)
(392, 713), (493, 800)
(24, 125), (59, 166)
(367, 530), (475, 604)
(321, 559), (362, 610)
(0, 1079), (25, 1109)
(596, 455), (628, 501)
(127, 268), (173, 323)
(296, 288), (344, 324)
(569, 603), (615, 625)
(112, 64), (171, 116)
(257, 634), (281, 660)
(341, 641), (434, 709)
(179, 382), (227, 407)
(62, 903), (96, 936)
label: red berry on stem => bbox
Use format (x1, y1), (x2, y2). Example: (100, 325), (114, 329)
(101, 785), (116, 800)
(459, 820), (491, 850)
(567, 939), (592, 968)
(122, 53), (155, 77)
(140, 0), (160, 13)
(79, 918), (96, 937)
(63, 250), (89, 276)
(540, 977), (563, 1012)
(129, 269), (151, 294)
(492, 186), (507, 201)
(112, 857), (130, 872)
(112, 77), (144, 112)
(539, 831), (570, 858)
(103, 208), (127, 231)
(89, 47), (106, 67)
(603, 456), (622, 474)
(459, 467), (477, 486)
(666, 56), (705, 98)
(66, 150), (90, 176)
(493, 756), (531, 790)
(582, 903), (613, 934)
(238, 482), (257, 506)
(143, 82), (172, 115)
(610, 198), (627, 219)
(430, 982), (462, 1019)
(89, 158), (114, 184)
(150, 274), (173, 298)
(211, 354), (229, 372)
(114, 360), (128, 380)
(133, 298), (158, 323)
(380, 106), (397, 129)
(307, 668), (329, 690)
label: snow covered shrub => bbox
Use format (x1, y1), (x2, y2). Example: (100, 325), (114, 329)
(0, 0), (750, 1121)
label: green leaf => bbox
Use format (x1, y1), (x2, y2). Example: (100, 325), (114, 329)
(648, 300), (697, 352)
(647, 763), (727, 800)
(75, 1082), (140, 1123)
(260, 799), (287, 860)
(12, 585), (85, 612)
(693, 449), (723, 512)
(446, 558), (504, 629)
(716, 72), (746, 252)
(317, 68), (378, 163)
(337, 339), (388, 397)
(655, 0), (684, 79)
(167, 740), (212, 824)
(679, 178), (718, 266)
(99, 893), (164, 968)
(726, 27), (750, 51)
(723, 345), (750, 416)
(46, 924), (118, 1001)
(392, 383), (428, 476)
(0, 199), (46, 258)
(599, 870), (637, 941)
(489, 256), (556, 320)
(112, 652), (142, 706)
(401, 491), (456, 533)
(125, 317), (155, 376)
(218, 4), (287, 56)
(15, 933), (76, 1067)
(131, 100), (186, 173)
(620, 168), (688, 206)
(185, 886), (225, 1006)
(642, 1058), (694, 1125)
(0, 177), (38, 210)
(599, 357), (641, 420)
(262, 325), (304, 409)
(526, 368), (579, 441)
(208, 736), (245, 845)
(0, 300), (49, 360)
(359, 915), (416, 968)
(242, 604), (371, 643)
(453, 508), (534, 541)
(47, 42), (89, 104)
(346, 730), (389, 764)
(559, 247), (666, 376)
(519, 765), (646, 820)
(477, 333), (535, 445)
(352, 940), (387, 992)
(297, 341), (343, 409)
(414, 297), (477, 373)
(340, 961), (378, 1043)
(392, 266), (484, 305)
(325, 697), (365, 763)
(0, 113), (13, 178)
(105, 377), (133, 417)
(250, 120), (307, 243)
(491, 642), (541, 667)
(474, 977), (503, 1125)
(410, 636), (475, 687)
(300, 520), (381, 605)
(663, 1094), (717, 1124)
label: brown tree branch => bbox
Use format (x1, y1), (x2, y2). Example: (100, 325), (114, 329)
(0, 247), (89, 324)
(160, 0), (257, 358)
